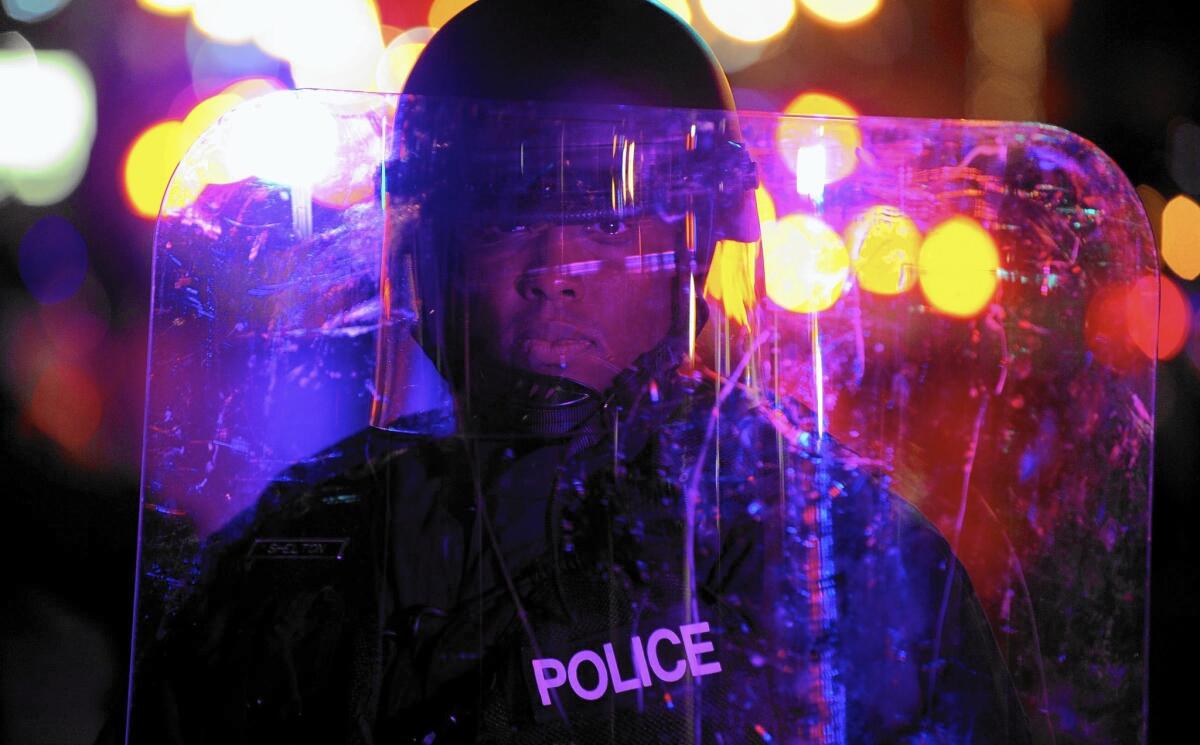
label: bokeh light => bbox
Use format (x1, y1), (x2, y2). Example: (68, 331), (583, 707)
(1084, 283), (1139, 371)
(655, 0), (693, 24)
(705, 239), (760, 326)
(699, 0), (795, 43)
(186, 24), (286, 99)
(180, 91), (242, 146)
(704, 186), (777, 325)
(2, 0), (73, 22)
(18, 216), (88, 304)
(965, 0), (1045, 121)
(428, 0), (476, 27)
(918, 216), (999, 318)
(1127, 274), (1191, 361)
(190, 0), (269, 45)
(763, 213), (850, 313)
(221, 92), (340, 186)
(1162, 194), (1200, 281)
(971, 3), (1044, 76)
(136, 0), (192, 17)
(39, 275), (110, 360)
(755, 184), (777, 225)
(222, 75), (286, 99)
(799, 0), (881, 27)
(0, 45), (97, 205)
(1136, 183), (1166, 250)
(1023, 0), (1073, 34)
(845, 205), (921, 295)
(170, 90), (247, 197)
(376, 30), (430, 92)
(279, 0), (383, 90)
(312, 111), (379, 209)
(968, 72), (1039, 121)
(123, 82), (293, 218)
(775, 92), (861, 187)
(26, 361), (103, 457)
(123, 120), (186, 219)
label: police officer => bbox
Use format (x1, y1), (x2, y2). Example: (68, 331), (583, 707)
(124, 2), (1031, 743)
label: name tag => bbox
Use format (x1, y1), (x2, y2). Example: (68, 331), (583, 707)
(247, 538), (349, 561)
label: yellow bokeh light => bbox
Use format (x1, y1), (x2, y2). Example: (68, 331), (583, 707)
(428, 0), (476, 27)
(1162, 194), (1200, 281)
(704, 239), (759, 326)
(699, 0), (795, 43)
(845, 205), (921, 295)
(123, 120), (186, 219)
(376, 41), (426, 92)
(755, 185), (777, 226)
(180, 92), (242, 149)
(763, 213), (850, 313)
(656, 0), (693, 24)
(800, 0), (881, 27)
(918, 216), (999, 318)
(776, 91), (861, 187)
(159, 92), (249, 205)
(221, 76), (286, 99)
(136, 0), (193, 16)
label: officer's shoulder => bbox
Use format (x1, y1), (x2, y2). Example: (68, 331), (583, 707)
(205, 428), (423, 547)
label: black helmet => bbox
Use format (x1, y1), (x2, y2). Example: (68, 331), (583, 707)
(374, 0), (759, 436)
(403, 0), (738, 111)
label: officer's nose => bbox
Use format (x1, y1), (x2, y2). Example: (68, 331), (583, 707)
(516, 229), (587, 303)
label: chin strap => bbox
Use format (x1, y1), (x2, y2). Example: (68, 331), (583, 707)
(470, 366), (605, 441)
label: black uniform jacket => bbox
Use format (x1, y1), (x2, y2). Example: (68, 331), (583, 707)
(125, 389), (1031, 745)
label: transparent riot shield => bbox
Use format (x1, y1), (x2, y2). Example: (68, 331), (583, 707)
(130, 90), (1154, 745)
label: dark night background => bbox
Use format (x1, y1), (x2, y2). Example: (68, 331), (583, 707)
(1, 0), (1196, 741)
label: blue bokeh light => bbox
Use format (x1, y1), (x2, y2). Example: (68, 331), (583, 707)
(18, 215), (88, 304)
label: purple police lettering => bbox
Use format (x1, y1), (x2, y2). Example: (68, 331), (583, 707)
(531, 622), (722, 705)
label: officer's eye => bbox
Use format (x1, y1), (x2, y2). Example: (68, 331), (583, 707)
(587, 219), (630, 238)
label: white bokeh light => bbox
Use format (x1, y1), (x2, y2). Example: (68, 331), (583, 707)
(0, 43), (97, 205)
(699, 0), (795, 43)
(220, 92), (340, 186)
(255, 0), (382, 90)
(191, 0), (271, 45)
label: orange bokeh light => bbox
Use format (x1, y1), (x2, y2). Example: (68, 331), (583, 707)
(1162, 194), (1200, 281)
(428, 0), (475, 27)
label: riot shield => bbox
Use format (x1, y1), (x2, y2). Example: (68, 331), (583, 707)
(129, 90), (1154, 745)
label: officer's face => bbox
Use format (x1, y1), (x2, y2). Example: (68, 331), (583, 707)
(464, 216), (679, 393)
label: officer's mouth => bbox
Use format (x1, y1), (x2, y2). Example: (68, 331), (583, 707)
(516, 323), (606, 366)
(521, 337), (595, 365)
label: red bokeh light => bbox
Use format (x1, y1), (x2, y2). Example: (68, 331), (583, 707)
(1126, 274), (1191, 361)
(26, 361), (104, 459)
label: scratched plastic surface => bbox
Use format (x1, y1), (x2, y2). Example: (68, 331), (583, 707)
(130, 91), (1153, 745)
